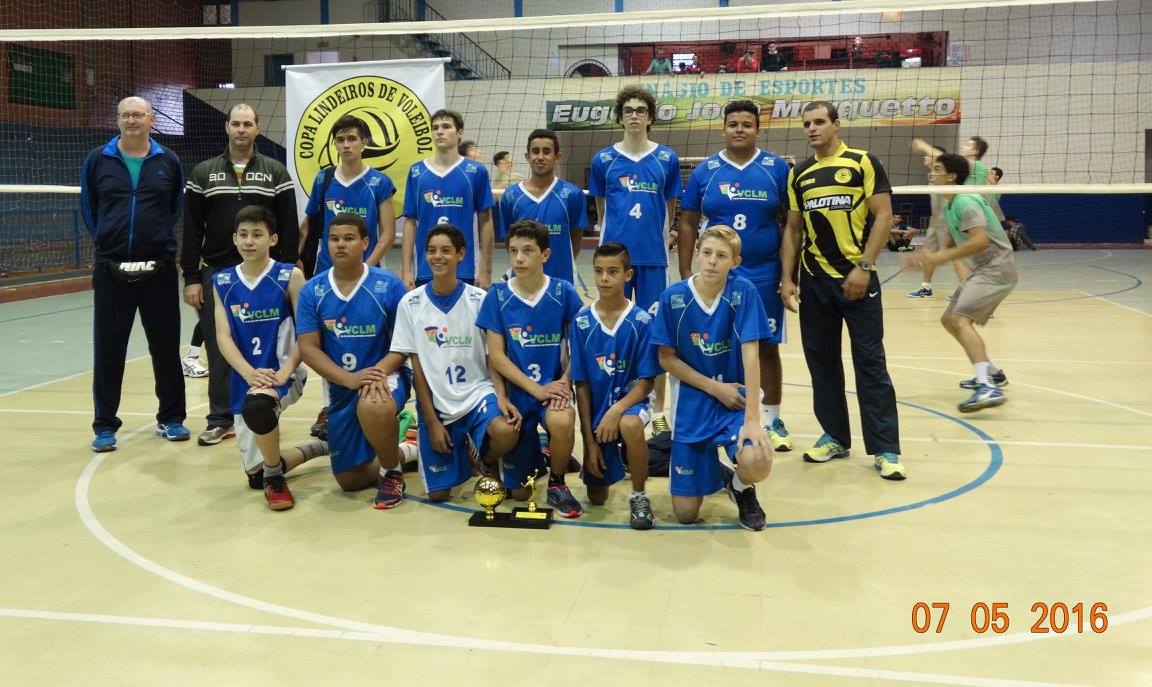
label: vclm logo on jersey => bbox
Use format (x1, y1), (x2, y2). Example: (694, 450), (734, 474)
(718, 182), (769, 201)
(507, 325), (562, 348)
(596, 353), (628, 375)
(424, 325), (473, 348)
(423, 190), (464, 208)
(324, 317), (377, 338)
(689, 332), (732, 357)
(230, 303), (281, 323)
(618, 175), (659, 193)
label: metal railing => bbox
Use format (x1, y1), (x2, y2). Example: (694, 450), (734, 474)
(365, 0), (511, 80)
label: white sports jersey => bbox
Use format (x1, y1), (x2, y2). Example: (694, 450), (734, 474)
(392, 281), (494, 423)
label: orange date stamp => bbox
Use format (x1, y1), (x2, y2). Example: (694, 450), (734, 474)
(912, 602), (1108, 634)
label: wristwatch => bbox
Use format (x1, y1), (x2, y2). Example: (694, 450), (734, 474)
(858, 259), (876, 272)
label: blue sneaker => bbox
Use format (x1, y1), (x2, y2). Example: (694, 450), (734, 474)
(959, 384), (1007, 413)
(906, 286), (933, 298)
(155, 422), (191, 441)
(91, 431), (117, 453)
(959, 370), (1008, 390)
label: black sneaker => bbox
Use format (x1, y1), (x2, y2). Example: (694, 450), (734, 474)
(959, 370), (1008, 389)
(546, 483), (582, 518)
(629, 493), (654, 530)
(728, 482), (767, 531)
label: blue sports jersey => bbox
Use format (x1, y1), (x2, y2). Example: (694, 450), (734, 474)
(402, 158), (495, 281)
(304, 167), (396, 275)
(680, 149), (789, 282)
(215, 260), (298, 414)
(569, 302), (661, 428)
(295, 265), (406, 408)
(498, 178), (589, 284)
(588, 142), (681, 267)
(650, 275), (772, 444)
(475, 276), (584, 410)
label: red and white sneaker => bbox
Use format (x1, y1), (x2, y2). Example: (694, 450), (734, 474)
(264, 474), (295, 511)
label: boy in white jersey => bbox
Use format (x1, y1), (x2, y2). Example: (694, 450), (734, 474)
(214, 205), (328, 510)
(570, 243), (660, 530)
(589, 86), (681, 434)
(905, 153), (1017, 412)
(391, 224), (521, 501)
(477, 220), (584, 516)
(651, 226), (774, 531)
(296, 213), (412, 509)
(401, 109), (495, 290)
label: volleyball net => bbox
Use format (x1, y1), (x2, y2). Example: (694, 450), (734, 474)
(0, 0), (1148, 276)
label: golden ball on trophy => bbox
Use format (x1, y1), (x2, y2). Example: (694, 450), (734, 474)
(473, 476), (506, 521)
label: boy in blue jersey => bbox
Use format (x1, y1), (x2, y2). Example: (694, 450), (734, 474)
(498, 129), (589, 285)
(401, 109), (495, 290)
(570, 243), (660, 530)
(477, 220), (585, 517)
(678, 100), (794, 454)
(588, 85), (681, 430)
(651, 226), (774, 531)
(391, 224), (521, 502)
(213, 205), (329, 510)
(296, 213), (412, 509)
(299, 114), (397, 275)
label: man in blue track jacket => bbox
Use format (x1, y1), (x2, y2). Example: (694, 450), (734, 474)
(80, 96), (188, 452)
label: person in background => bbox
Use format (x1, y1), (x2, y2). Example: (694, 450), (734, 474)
(762, 42), (786, 72)
(459, 140), (482, 161)
(491, 150), (523, 190)
(643, 48), (673, 75)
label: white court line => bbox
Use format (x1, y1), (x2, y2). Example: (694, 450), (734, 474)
(888, 364), (1152, 420)
(1075, 289), (1152, 318)
(0, 607), (1094, 687)
(72, 442), (1152, 669)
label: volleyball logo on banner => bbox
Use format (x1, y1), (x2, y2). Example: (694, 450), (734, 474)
(285, 59), (445, 217)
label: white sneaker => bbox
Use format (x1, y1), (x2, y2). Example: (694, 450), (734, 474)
(181, 357), (208, 378)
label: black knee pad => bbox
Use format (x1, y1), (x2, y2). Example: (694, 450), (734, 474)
(242, 393), (280, 435)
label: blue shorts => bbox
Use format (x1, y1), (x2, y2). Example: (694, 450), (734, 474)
(751, 277), (786, 345)
(327, 371), (412, 476)
(498, 403), (548, 488)
(582, 403), (650, 487)
(418, 393), (502, 493)
(626, 265), (668, 313)
(669, 409), (744, 497)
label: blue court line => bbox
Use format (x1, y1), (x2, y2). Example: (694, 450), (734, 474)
(405, 397), (1003, 531)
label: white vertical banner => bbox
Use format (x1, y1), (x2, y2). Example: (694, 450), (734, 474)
(284, 58), (445, 219)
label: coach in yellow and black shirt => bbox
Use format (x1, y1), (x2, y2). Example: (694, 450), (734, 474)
(780, 101), (906, 481)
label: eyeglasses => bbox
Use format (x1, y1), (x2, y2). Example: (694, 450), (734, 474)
(117, 112), (151, 121)
(622, 106), (650, 117)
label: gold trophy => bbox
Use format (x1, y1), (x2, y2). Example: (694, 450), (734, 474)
(473, 476), (505, 521)
(468, 473), (553, 529)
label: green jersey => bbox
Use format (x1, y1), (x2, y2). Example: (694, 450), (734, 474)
(942, 193), (1014, 271)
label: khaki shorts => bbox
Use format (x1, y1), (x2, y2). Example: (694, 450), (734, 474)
(945, 266), (1018, 325)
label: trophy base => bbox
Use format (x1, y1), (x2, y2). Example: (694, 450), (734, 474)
(468, 507), (554, 529)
